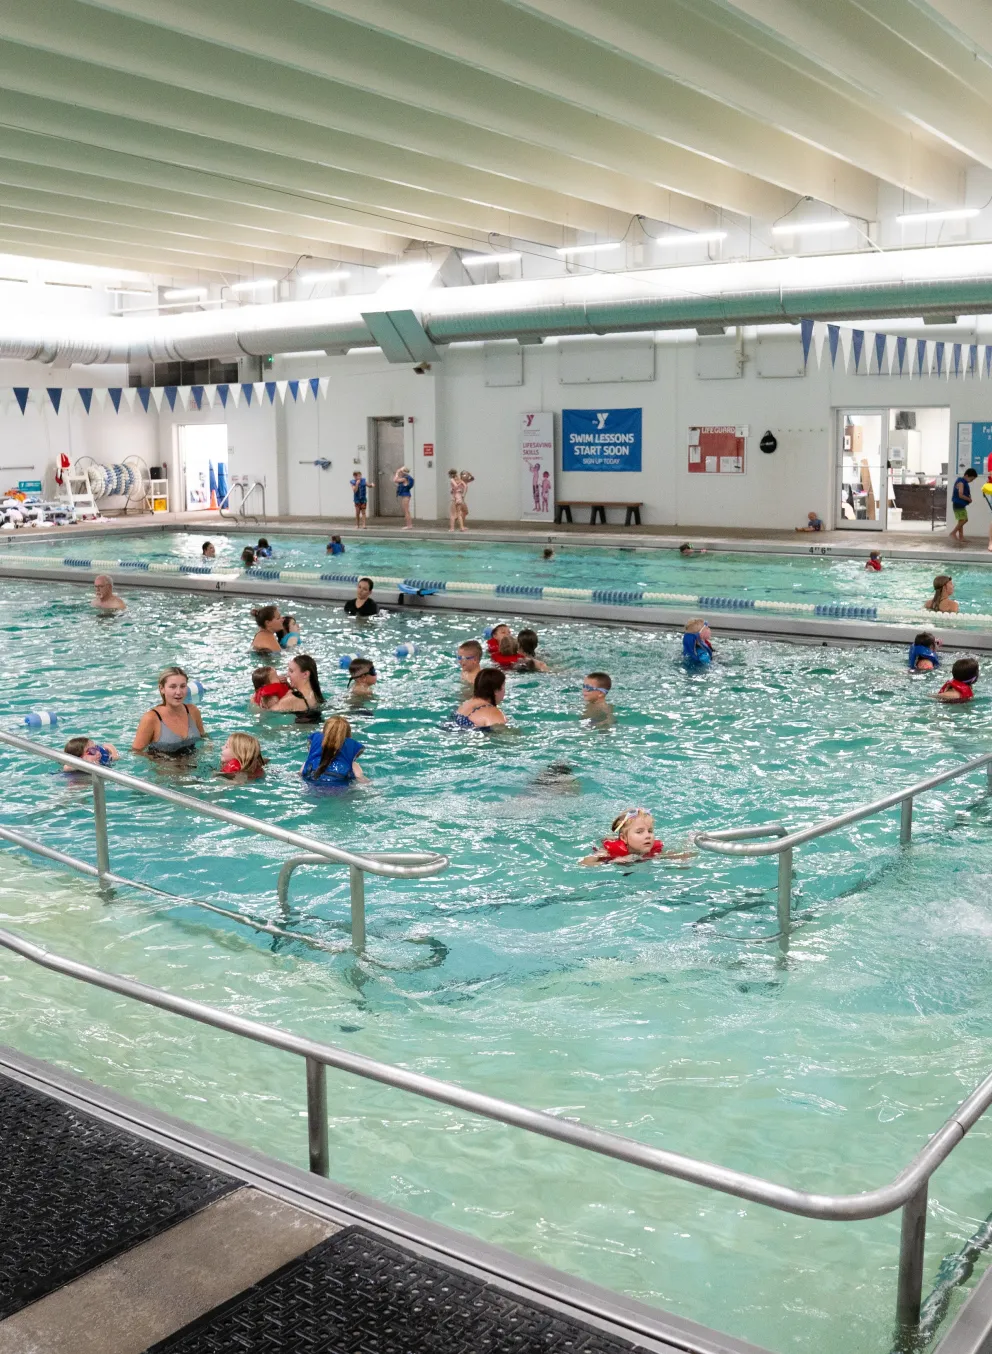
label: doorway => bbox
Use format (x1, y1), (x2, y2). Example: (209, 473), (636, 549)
(177, 424), (228, 512)
(837, 412), (886, 530)
(836, 408), (950, 532)
(370, 416), (406, 517)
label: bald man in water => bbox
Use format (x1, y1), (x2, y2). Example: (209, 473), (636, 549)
(92, 575), (126, 611)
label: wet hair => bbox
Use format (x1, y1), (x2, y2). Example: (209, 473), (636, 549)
(586, 671), (612, 692)
(611, 809), (653, 840)
(225, 732), (265, 777)
(348, 658), (376, 683)
(241, 547), (257, 567)
(964, 468), (979, 480)
(63, 735), (93, 759)
(157, 665), (188, 696)
(314, 716), (352, 778)
(289, 654), (324, 703)
(252, 603), (280, 629)
(201, 541), (214, 554)
(458, 639), (482, 660)
(515, 658), (539, 673)
(473, 667), (505, 706)
(952, 656), (980, 683)
(685, 617), (707, 634)
(498, 634), (519, 657)
(357, 576), (374, 591)
(252, 665), (278, 691)
(517, 628), (539, 656)
(329, 535), (342, 545)
(542, 547), (554, 560)
(94, 574), (113, 589)
(928, 575), (952, 610)
(490, 622), (510, 640)
(278, 614), (298, 642)
(869, 551), (881, 560)
(679, 543), (692, 554)
(914, 632), (937, 650)
(257, 538), (269, 549)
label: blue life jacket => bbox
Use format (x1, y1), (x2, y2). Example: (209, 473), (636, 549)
(329, 542), (345, 555)
(278, 629), (300, 649)
(302, 732), (363, 785)
(255, 546), (273, 558)
(682, 633), (712, 664)
(908, 644), (940, 670)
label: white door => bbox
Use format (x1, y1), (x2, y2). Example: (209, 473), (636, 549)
(371, 416), (406, 517)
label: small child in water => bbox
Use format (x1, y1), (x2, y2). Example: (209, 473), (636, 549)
(516, 628), (549, 672)
(347, 657), (378, 699)
(796, 512), (825, 533)
(866, 551), (882, 572)
(678, 543), (707, 557)
(486, 623), (511, 659)
(582, 672), (613, 725)
(301, 716), (366, 785)
(682, 618), (713, 664)
(580, 809), (695, 865)
(456, 639), (483, 685)
(219, 732), (266, 778)
(62, 736), (119, 771)
(908, 632), (940, 672)
(278, 615), (301, 650)
(936, 656), (979, 703)
(494, 633), (521, 667)
(326, 535), (345, 555)
(251, 666), (290, 708)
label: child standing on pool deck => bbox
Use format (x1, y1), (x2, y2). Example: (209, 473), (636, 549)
(580, 809), (695, 865)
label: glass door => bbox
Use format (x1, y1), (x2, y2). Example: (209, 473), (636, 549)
(837, 411), (887, 530)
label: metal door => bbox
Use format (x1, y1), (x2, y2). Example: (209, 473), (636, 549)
(371, 417), (406, 517)
(837, 411), (888, 531)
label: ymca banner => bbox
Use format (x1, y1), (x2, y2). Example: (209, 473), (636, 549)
(562, 407), (642, 472)
(519, 411), (554, 521)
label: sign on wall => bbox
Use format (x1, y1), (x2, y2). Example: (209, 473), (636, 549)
(688, 425), (747, 474)
(520, 411), (554, 520)
(956, 422), (992, 476)
(561, 408), (641, 472)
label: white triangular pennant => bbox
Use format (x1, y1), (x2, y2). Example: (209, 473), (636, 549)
(252, 382), (265, 407)
(122, 387), (137, 412)
(319, 377), (330, 399)
(838, 327), (852, 374)
(176, 385), (191, 412)
(276, 379), (288, 403)
(228, 383), (241, 408)
(203, 385), (216, 409)
(150, 386), (165, 412)
(91, 387), (107, 411)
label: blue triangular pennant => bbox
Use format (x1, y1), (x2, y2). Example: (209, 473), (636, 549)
(47, 387), (62, 414)
(216, 384), (229, 408)
(265, 380), (277, 404)
(970, 344), (978, 376)
(896, 337), (907, 375)
(916, 339), (928, 375)
(309, 376), (320, 400)
(827, 324), (840, 367)
(952, 343), (962, 377)
(241, 383), (254, 405)
(874, 332), (886, 372)
(800, 318), (814, 368)
(935, 341), (945, 376)
(108, 387), (122, 413)
(13, 388), (28, 414)
(79, 387), (93, 413)
(986, 347), (992, 379)
(191, 385), (204, 410)
(288, 379), (299, 402)
(137, 387), (150, 412)
(852, 329), (865, 372)
(164, 385), (178, 411)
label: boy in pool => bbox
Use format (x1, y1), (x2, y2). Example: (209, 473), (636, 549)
(908, 632), (940, 672)
(326, 535), (345, 555)
(456, 640), (483, 686)
(678, 543), (707, 556)
(682, 618), (714, 664)
(866, 551), (882, 572)
(347, 658), (378, 703)
(580, 809), (695, 865)
(485, 623), (511, 659)
(935, 656), (980, 703)
(796, 512), (825, 533)
(62, 736), (120, 772)
(251, 665), (290, 708)
(581, 672), (613, 726)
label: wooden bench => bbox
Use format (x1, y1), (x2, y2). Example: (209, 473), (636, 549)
(554, 500), (643, 526)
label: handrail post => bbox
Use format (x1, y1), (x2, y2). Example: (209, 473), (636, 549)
(91, 775), (111, 884)
(900, 797), (913, 846)
(777, 848), (793, 953)
(305, 1056), (329, 1177)
(350, 865), (366, 954)
(894, 1182), (928, 1346)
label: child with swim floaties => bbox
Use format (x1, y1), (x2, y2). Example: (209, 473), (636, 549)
(219, 733), (265, 779)
(935, 656), (980, 703)
(908, 633), (941, 672)
(251, 665), (290, 709)
(580, 809), (695, 865)
(61, 736), (119, 772)
(682, 618), (714, 664)
(301, 716), (366, 785)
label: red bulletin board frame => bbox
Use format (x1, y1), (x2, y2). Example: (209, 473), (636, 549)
(688, 425), (747, 474)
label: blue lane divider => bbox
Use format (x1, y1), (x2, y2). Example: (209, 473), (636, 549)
(319, 573), (360, 584)
(64, 558), (92, 568)
(403, 578), (448, 592)
(118, 560), (151, 570)
(814, 604), (878, 620)
(592, 589), (644, 605)
(496, 584), (545, 598)
(697, 596), (757, 610)
(178, 564), (217, 575)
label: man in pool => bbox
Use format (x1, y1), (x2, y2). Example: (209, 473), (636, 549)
(344, 577), (379, 617)
(92, 575), (126, 611)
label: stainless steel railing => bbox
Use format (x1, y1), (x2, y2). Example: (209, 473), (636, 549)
(0, 729), (448, 954)
(696, 752), (992, 954)
(219, 478), (266, 521)
(0, 924), (989, 1348)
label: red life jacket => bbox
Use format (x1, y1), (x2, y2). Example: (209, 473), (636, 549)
(865, 558), (882, 571)
(601, 837), (663, 859)
(253, 681), (290, 705)
(939, 679), (974, 702)
(220, 758), (243, 774)
(491, 650), (520, 668)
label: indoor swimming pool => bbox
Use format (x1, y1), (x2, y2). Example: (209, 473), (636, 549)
(7, 526), (992, 624)
(2, 578), (992, 1352)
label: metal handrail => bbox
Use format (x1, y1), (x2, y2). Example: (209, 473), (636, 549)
(219, 479), (266, 522)
(0, 729), (448, 953)
(696, 751), (992, 953)
(0, 926), (989, 1347)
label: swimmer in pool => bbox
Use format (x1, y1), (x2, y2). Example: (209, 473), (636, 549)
(132, 666), (206, 757)
(62, 736), (120, 772)
(516, 628), (548, 672)
(326, 535), (345, 555)
(678, 543), (707, 557)
(218, 732), (265, 779)
(580, 809), (695, 865)
(93, 575), (126, 611)
(251, 665), (290, 708)
(301, 715), (366, 785)
(924, 575), (959, 614)
(278, 614), (301, 650)
(935, 656), (979, 703)
(347, 658), (378, 705)
(201, 541), (216, 560)
(241, 546), (258, 568)
(581, 672), (613, 726)
(453, 668), (507, 729)
(485, 623), (511, 659)
(269, 654), (325, 720)
(542, 546), (555, 561)
(908, 632), (941, 672)
(456, 639), (483, 686)
(251, 603), (284, 653)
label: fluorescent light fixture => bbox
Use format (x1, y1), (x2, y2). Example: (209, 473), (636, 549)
(772, 219), (851, 237)
(461, 251), (522, 267)
(230, 278), (277, 293)
(300, 269), (351, 283)
(895, 207), (980, 225)
(106, 286), (154, 296)
(377, 262), (433, 276)
(654, 230), (728, 247)
(557, 242), (624, 258)
(347, 346), (384, 355)
(283, 349), (328, 357)
(163, 286), (207, 300)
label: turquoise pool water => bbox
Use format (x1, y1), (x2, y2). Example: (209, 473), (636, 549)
(8, 526), (992, 621)
(2, 577), (992, 1352)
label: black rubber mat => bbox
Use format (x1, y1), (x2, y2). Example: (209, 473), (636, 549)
(147, 1224), (649, 1353)
(0, 1073), (236, 1318)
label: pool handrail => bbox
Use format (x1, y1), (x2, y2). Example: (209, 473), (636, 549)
(0, 728), (448, 952)
(219, 478), (266, 522)
(0, 923), (986, 1347)
(695, 750), (992, 952)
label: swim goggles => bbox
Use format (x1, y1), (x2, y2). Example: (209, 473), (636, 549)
(582, 682), (609, 694)
(347, 664), (376, 683)
(615, 808), (652, 831)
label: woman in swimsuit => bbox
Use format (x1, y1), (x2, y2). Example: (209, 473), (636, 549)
(132, 666), (206, 757)
(452, 668), (506, 729)
(251, 603), (284, 653)
(269, 654), (325, 720)
(448, 469), (466, 532)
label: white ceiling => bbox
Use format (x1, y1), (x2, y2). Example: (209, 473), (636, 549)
(0, 0), (987, 281)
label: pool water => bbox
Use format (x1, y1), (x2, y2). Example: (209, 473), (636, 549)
(2, 578), (992, 1352)
(9, 526), (992, 620)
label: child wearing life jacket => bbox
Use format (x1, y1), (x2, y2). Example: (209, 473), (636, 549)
(866, 551), (882, 572)
(682, 618), (713, 664)
(301, 716), (366, 786)
(251, 666), (290, 709)
(62, 736), (119, 772)
(580, 809), (695, 865)
(908, 632), (941, 672)
(326, 535), (345, 555)
(936, 656), (979, 703)
(494, 633), (521, 667)
(485, 623), (511, 659)
(219, 732), (265, 779)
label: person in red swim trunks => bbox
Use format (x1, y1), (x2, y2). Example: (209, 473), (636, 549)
(935, 656), (979, 703)
(580, 809), (695, 865)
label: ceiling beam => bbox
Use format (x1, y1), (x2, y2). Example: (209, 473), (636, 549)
(916, 0), (992, 60)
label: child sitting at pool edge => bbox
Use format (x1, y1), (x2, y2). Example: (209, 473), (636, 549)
(796, 512), (825, 533)
(581, 809), (696, 865)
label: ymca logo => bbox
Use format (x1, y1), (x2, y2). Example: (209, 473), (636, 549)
(523, 413), (535, 427)
(596, 412), (609, 429)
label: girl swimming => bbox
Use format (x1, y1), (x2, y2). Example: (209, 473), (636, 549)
(219, 732), (266, 778)
(132, 667), (206, 758)
(452, 668), (507, 729)
(61, 737), (119, 772)
(580, 809), (694, 865)
(278, 614), (301, 650)
(301, 716), (366, 786)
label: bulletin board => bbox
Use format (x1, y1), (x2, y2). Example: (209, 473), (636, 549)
(688, 425), (747, 474)
(956, 422), (992, 476)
